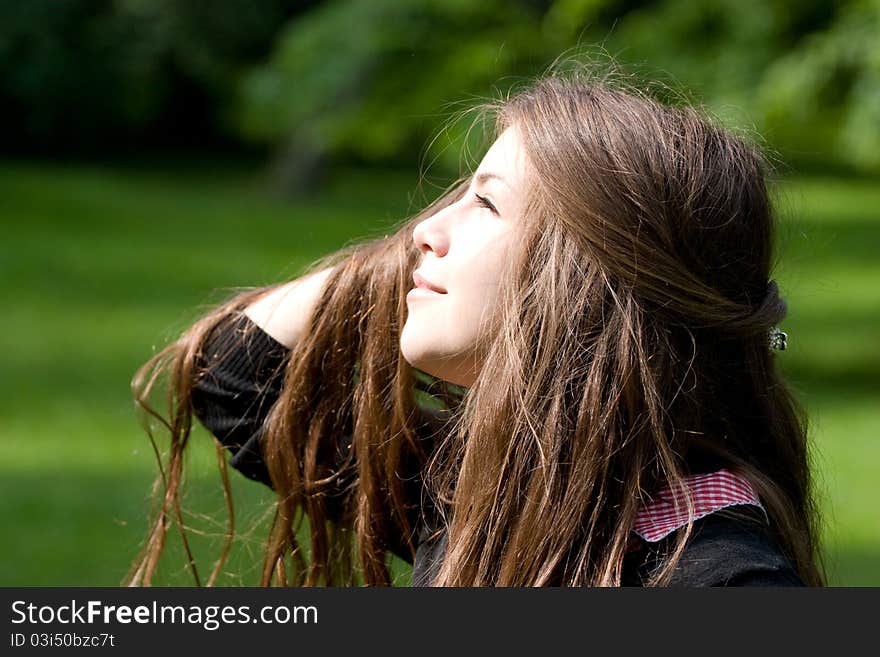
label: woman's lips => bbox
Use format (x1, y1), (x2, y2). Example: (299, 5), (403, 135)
(412, 271), (447, 294)
(407, 286), (444, 301)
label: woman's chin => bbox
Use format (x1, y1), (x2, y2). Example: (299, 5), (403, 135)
(399, 334), (427, 371)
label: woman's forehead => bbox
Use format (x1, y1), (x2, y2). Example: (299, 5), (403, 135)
(474, 126), (528, 188)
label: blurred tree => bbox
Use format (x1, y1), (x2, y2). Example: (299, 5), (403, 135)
(2, 0), (877, 179)
(590, 0), (880, 172)
(754, 0), (880, 171)
(236, 0), (559, 189)
(237, 0), (880, 187)
(0, 0), (318, 155)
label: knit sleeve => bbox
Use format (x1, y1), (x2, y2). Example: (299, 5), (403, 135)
(191, 313), (292, 490)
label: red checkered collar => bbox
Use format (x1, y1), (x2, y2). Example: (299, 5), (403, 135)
(631, 469), (765, 543)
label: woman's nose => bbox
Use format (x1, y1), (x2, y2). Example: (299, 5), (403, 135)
(412, 207), (451, 257)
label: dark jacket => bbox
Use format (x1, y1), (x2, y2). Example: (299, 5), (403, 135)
(190, 314), (804, 587)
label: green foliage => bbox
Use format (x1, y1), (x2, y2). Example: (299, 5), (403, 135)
(2, 1), (878, 173)
(0, 0), (311, 153)
(0, 0), (169, 149)
(237, 0), (880, 182)
(237, 0), (552, 174)
(591, 0), (880, 171)
(755, 0), (880, 171)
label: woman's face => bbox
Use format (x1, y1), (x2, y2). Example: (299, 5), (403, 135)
(400, 126), (529, 388)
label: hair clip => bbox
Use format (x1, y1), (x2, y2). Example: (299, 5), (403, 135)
(769, 327), (788, 351)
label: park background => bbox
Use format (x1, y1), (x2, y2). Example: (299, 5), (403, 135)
(1, 0), (877, 586)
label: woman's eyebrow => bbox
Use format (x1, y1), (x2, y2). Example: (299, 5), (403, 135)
(474, 171), (510, 189)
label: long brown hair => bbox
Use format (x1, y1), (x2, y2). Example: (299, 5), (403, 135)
(126, 65), (824, 587)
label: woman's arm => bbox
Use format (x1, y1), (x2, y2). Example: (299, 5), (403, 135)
(190, 266), (336, 489)
(244, 266), (336, 349)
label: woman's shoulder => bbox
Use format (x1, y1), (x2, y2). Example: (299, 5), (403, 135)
(670, 510), (804, 586)
(623, 509), (805, 587)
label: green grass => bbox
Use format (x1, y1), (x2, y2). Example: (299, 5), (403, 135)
(1, 160), (877, 586)
(771, 177), (880, 584)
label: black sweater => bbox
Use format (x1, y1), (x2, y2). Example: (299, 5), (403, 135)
(189, 314), (804, 586)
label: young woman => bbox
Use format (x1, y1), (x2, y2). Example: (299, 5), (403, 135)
(126, 68), (824, 587)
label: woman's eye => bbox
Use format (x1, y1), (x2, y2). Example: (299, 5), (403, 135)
(474, 193), (498, 215)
